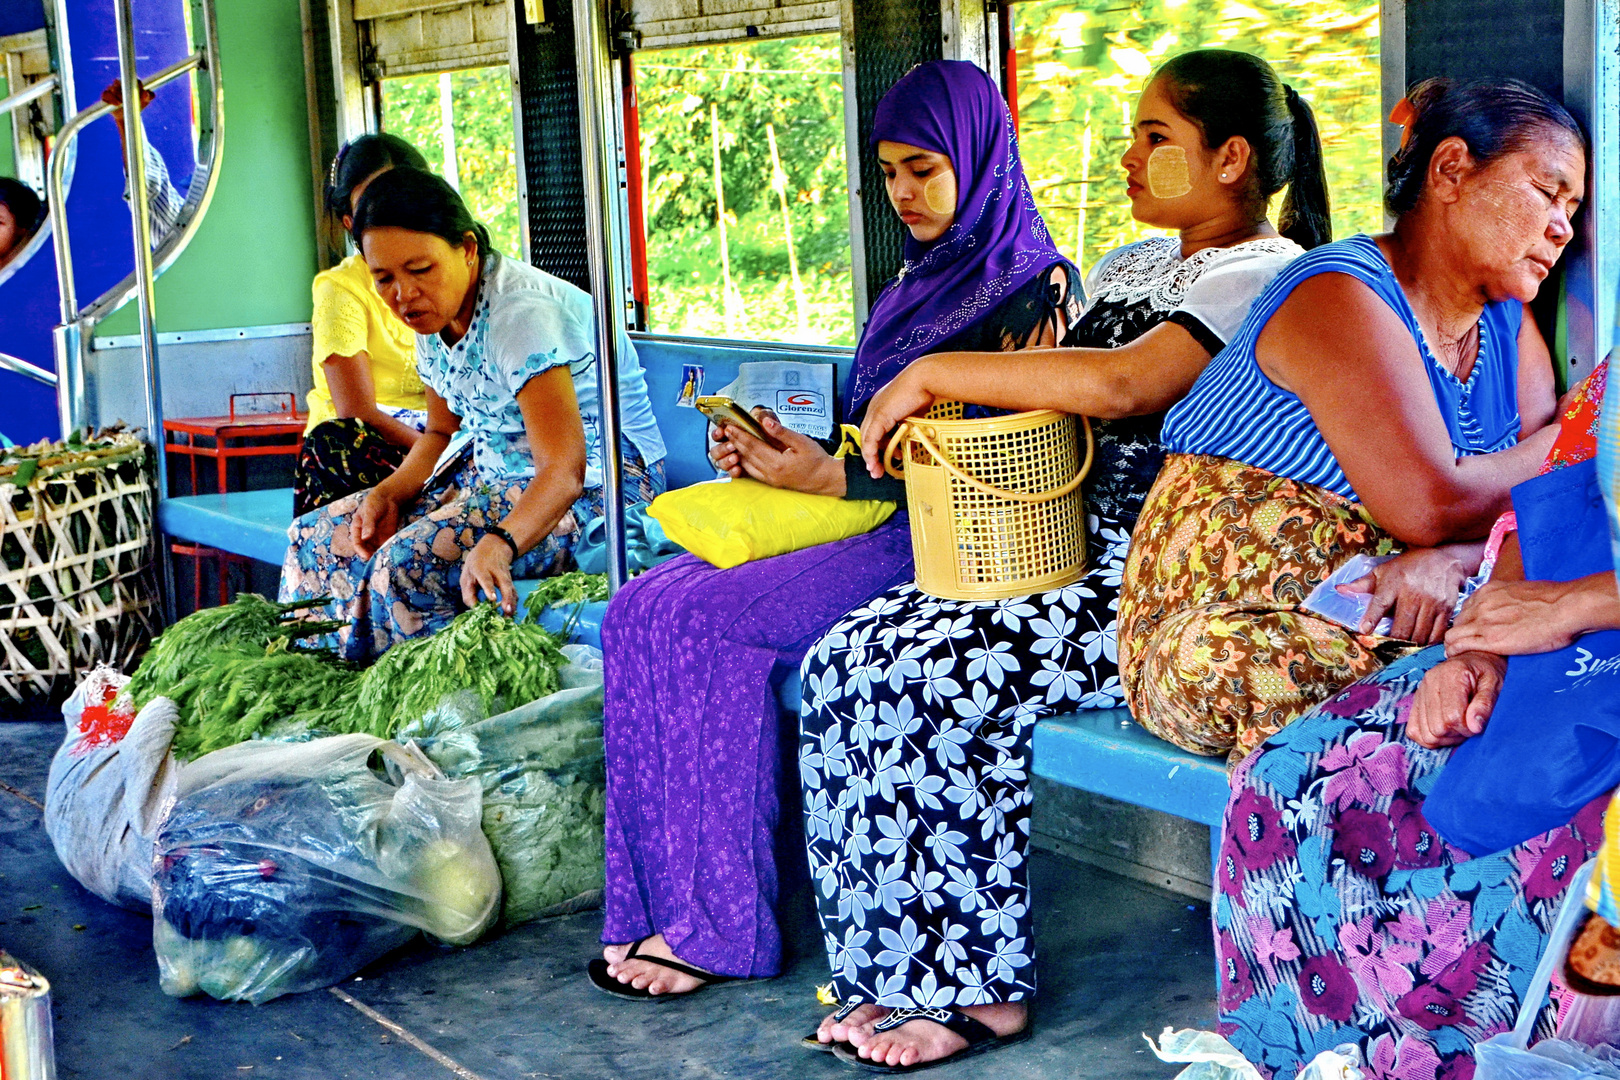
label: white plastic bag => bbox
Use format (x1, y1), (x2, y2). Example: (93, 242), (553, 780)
(1147, 1028), (1363, 1080)
(43, 666), (179, 911)
(152, 734), (501, 1004)
(1475, 861), (1620, 1079)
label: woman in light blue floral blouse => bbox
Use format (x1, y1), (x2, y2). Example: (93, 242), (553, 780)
(279, 168), (665, 659)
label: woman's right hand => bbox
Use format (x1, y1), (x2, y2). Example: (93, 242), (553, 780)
(860, 363), (938, 479)
(1339, 546), (1471, 644)
(353, 486), (404, 559)
(1405, 650), (1507, 748)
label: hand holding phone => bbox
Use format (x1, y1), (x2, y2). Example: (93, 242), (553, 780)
(696, 395), (785, 450)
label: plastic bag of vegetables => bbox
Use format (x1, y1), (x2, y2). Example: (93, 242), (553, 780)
(44, 666), (180, 911)
(151, 735), (500, 1004)
(411, 645), (607, 927)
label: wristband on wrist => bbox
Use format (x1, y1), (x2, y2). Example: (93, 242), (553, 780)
(488, 525), (520, 559)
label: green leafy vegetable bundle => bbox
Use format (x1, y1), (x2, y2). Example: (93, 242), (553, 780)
(120, 595), (355, 760)
(520, 572), (609, 620)
(121, 597), (571, 760)
(333, 604), (569, 739)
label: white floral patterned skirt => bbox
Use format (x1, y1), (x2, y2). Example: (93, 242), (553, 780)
(795, 516), (1130, 1008)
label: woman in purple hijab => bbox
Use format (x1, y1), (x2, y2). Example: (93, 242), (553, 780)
(588, 60), (1078, 1002)
(803, 50), (1329, 1070)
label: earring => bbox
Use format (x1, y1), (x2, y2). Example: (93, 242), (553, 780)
(1220, 172), (1229, 180)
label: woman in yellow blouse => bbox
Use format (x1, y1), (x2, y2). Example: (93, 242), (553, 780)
(293, 135), (433, 515)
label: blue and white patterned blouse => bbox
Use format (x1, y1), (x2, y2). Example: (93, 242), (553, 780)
(1161, 234), (1523, 500)
(415, 253), (666, 487)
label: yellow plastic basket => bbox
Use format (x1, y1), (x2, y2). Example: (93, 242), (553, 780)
(883, 403), (1093, 601)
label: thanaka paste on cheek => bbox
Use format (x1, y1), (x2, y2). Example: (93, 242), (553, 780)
(923, 172), (956, 215)
(1147, 145), (1193, 199)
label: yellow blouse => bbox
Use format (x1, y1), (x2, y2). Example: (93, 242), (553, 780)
(304, 254), (425, 432)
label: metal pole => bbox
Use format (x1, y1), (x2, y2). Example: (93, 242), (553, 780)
(48, 49), (206, 437)
(113, 0), (176, 623)
(572, 0), (629, 592)
(0, 75), (57, 117)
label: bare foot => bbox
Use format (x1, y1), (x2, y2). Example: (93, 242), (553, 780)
(816, 1003), (890, 1046)
(848, 1002), (1027, 1068)
(602, 942), (632, 966)
(604, 933), (716, 996)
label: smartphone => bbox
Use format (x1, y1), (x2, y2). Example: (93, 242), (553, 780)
(695, 395), (783, 448)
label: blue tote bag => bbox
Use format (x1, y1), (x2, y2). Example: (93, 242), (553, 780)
(1425, 458), (1620, 856)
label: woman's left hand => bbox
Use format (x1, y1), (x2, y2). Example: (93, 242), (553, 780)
(859, 363), (937, 479)
(1339, 547), (1469, 644)
(1406, 650), (1507, 748)
(724, 409), (846, 497)
(1444, 578), (1585, 657)
(461, 533), (517, 615)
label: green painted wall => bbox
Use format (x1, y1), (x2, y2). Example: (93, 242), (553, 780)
(99, 0), (315, 334)
(1, 75), (15, 178)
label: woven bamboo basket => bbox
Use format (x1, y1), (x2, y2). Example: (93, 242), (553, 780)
(883, 402), (1093, 601)
(0, 431), (159, 705)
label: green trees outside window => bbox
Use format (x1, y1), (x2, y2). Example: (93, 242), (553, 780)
(376, 2), (1380, 347)
(382, 66), (524, 262)
(634, 37), (854, 346)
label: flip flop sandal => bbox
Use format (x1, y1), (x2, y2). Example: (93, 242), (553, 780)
(802, 1000), (868, 1051)
(586, 936), (742, 1002)
(830, 1006), (1031, 1073)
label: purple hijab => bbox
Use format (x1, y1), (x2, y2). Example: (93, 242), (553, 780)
(846, 60), (1068, 412)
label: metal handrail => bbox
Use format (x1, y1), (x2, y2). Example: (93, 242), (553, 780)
(0, 74), (56, 116)
(0, 352), (57, 388)
(574, 0), (631, 593)
(46, 0), (222, 439)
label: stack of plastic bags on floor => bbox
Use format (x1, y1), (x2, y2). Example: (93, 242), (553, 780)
(41, 603), (610, 1004)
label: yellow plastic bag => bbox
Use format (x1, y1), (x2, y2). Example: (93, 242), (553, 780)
(646, 426), (896, 569)
(1588, 792), (1620, 924)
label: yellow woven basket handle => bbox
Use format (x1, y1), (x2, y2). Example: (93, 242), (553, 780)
(883, 414), (1094, 505)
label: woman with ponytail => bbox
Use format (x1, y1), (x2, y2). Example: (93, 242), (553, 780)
(280, 167), (666, 659)
(1115, 76), (1583, 767)
(798, 51), (1314, 1068)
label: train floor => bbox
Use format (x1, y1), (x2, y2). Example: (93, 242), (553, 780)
(1, 718), (1215, 1079)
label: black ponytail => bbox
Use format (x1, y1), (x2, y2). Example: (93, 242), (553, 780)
(1153, 49), (1332, 249)
(1278, 85), (1332, 250)
(1385, 78), (1584, 218)
(351, 167), (493, 259)
(325, 133), (429, 220)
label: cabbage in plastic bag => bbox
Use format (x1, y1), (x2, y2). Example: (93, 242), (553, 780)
(416, 645), (606, 926)
(152, 734), (500, 1004)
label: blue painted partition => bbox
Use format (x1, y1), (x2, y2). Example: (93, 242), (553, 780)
(0, 0), (196, 445)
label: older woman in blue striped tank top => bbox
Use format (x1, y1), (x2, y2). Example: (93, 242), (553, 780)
(1116, 78), (1585, 765)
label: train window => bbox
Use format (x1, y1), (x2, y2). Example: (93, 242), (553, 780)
(1008, 0), (1382, 277)
(380, 65), (522, 262)
(2, 29), (53, 194)
(634, 34), (853, 346)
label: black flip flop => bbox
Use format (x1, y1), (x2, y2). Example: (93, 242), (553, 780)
(830, 1006), (1030, 1073)
(586, 937), (741, 1002)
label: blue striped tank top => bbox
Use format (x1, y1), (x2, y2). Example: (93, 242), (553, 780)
(1160, 234), (1524, 500)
